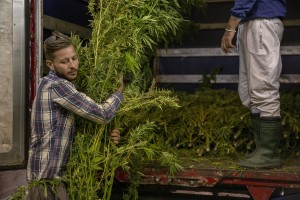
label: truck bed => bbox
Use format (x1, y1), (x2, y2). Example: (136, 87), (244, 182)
(115, 155), (300, 200)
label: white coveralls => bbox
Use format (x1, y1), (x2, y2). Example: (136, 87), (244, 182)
(237, 18), (284, 117)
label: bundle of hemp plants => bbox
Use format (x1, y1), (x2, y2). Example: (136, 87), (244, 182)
(65, 0), (205, 200)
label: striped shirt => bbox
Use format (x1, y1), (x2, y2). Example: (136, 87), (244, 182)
(27, 70), (123, 181)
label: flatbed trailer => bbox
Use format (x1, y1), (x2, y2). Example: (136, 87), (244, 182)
(115, 157), (300, 200)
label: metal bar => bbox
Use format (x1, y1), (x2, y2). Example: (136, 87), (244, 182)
(0, 0), (13, 154)
(12, 0), (26, 166)
(157, 74), (300, 84)
(172, 189), (251, 199)
(226, 170), (300, 182)
(157, 46), (300, 57)
(34, 0), (43, 95)
(116, 166), (300, 188)
(195, 20), (300, 30)
(30, 0), (35, 106)
(43, 15), (91, 39)
(0, 0), (27, 167)
(220, 178), (300, 188)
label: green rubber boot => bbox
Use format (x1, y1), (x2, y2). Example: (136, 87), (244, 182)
(244, 113), (260, 158)
(238, 117), (282, 169)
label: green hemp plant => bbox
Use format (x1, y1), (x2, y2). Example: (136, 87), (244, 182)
(65, 0), (205, 200)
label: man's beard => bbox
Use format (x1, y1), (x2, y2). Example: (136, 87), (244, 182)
(55, 70), (77, 82)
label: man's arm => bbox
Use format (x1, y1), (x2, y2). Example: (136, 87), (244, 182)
(221, 15), (241, 54)
(51, 80), (123, 124)
(221, 0), (256, 53)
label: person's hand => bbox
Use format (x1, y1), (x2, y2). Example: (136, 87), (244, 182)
(221, 30), (236, 54)
(117, 75), (125, 93)
(110, 129), (121, 145)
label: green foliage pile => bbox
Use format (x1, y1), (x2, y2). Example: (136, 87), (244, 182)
(131, 88), (250, 157)
(135, 88), (300, 159)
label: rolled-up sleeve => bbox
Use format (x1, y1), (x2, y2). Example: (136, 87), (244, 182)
(230, 0), (257, 19)
(51, 80), (123, 124)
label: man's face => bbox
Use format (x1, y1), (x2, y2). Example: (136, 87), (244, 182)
(46, 45), (79, 81)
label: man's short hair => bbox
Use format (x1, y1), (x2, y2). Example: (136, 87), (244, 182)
(44, 31), (73, 60)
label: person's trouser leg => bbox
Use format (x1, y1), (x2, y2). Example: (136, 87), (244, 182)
(26, 183), (69, 200)
(237, 23), (261, 159)
(246, 19), (283, 118)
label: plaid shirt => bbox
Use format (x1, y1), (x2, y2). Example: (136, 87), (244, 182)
(27, 71), (123, 181)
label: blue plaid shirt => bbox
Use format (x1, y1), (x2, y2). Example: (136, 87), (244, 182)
(27, 71), (123, 181)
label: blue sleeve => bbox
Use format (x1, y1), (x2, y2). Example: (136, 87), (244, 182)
(230, 0), (257, 19)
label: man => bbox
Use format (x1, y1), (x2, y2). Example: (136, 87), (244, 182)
(221, 1), (287, 168)
(27, 31), (124, 199)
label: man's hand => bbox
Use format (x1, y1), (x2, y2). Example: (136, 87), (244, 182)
(221, 31), (236, 54)
(110, 129), (121, 145)
(221, 15), (240, 54)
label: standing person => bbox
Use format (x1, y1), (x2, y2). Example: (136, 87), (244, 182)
(221, 1), (287, 168)
(27, 31), (124, 199)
